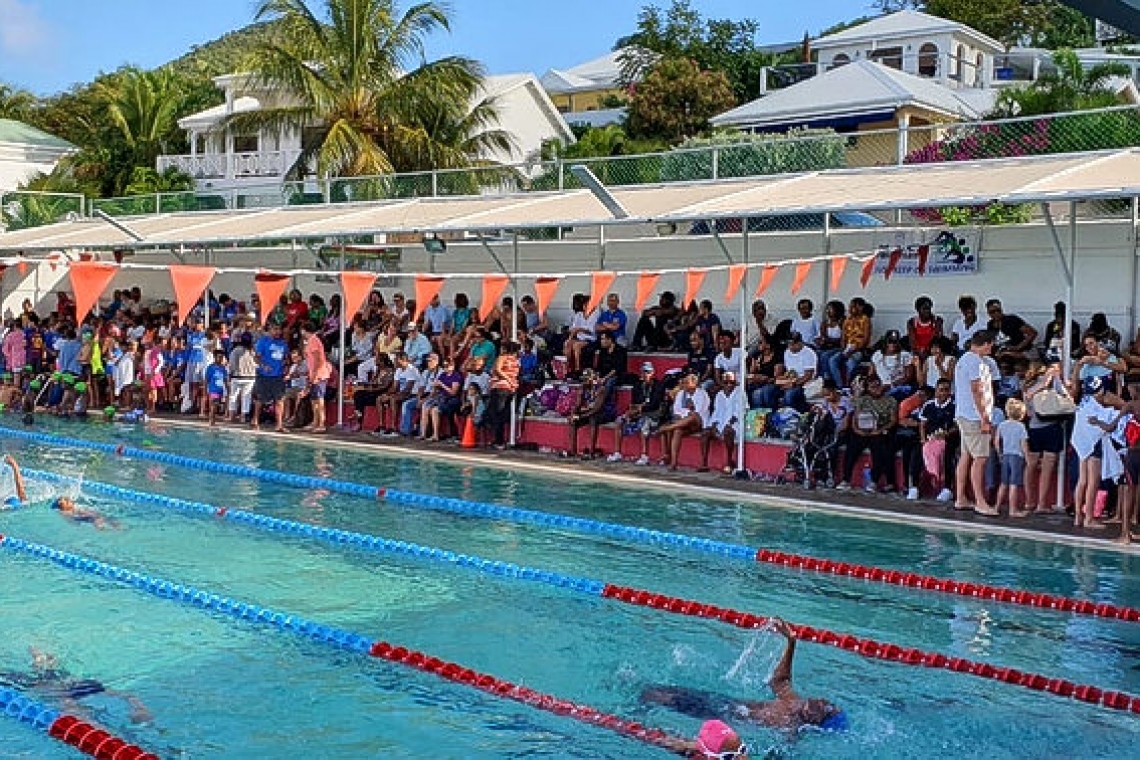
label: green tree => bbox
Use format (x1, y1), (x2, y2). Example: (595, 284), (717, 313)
(95, 67), (186, 176)
(228, 0), (504, 180)
(990, 48), (1131, 117)
(872, 0), (1095, 48)
(124, 166), (196, 195)
(0, 82), (36, 120)
(626, 58), (735, 143)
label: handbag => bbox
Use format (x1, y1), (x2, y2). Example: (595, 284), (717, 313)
(1032, 388), (1076, 419)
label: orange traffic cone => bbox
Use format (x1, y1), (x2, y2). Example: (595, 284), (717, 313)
(461, 415), (477, 448)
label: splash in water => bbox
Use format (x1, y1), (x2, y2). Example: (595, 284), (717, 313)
(723, 621), (784, 690)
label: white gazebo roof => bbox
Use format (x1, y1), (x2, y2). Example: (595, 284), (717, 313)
(176, 96), (262, 131)
(814, 9), (1004, 53)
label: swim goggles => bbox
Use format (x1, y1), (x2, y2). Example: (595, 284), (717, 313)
(701, 743), (750, 760)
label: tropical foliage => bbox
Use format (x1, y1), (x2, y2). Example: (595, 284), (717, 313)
(0, 83), (36, 120)
(990, 49), (1132, 118)
(661, 128), (847, 181)
(625, 57), (735, 143)
(227, 0), (511, 181)
(873, 0), (1097, 48)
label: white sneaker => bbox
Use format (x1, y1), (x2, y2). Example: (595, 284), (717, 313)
(936, 488), (953, 502)
(864, 481), (877, 493)
(635, 454), (650, 466)
(835, 481), (850, 491)
(906, 487), (919, 500)
(606, 452), (623, 463)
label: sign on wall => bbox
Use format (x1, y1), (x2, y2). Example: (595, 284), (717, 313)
(871, 229), (980, 278)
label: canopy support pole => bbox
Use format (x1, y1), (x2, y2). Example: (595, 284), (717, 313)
(510, 232), (520, 448)
(1042, 202), (1076, 512)
(337, 245), (346, 428)
(736, 223), (749, 475)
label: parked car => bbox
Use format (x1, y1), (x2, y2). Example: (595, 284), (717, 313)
(688, 212), (883, 235)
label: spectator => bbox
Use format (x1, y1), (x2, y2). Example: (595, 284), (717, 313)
(389, 293), (411, 332)
(591, 331), (627, 392)
(837, 376), (898, 493)
(816, 300), (846, 384)
(461, 355), (491, 436)
(595, 293), (628, 346)
(403, 323), (433, 368)
(204, 350), (228, 427)
(302, 321), (332, 433)
(486, 341), (520, 448)
(985, 299), (1038, 360)
(791, 298), (821, 347)
(421, 293), (452, 356)
(1041, 301), (1080, 363)
(693, 299), (722, 347)
(713, 330), (744, 388)
(420, 356), (464, 441)
(896, 385), (931, 500)
(1071, 375), (1118, 531)
(747, 334), (783, 410)
(953, 330), (998, 515)
(994, 398), (1030, 517)
(448, 292), (478, 360)
(870, 329), (915, 400)
(828, 297), (871, 386)
(346, 320), (376, 379)
(1072, 333), (1125, 396)
(374, 322), (403, 362)
(350, 354), (394, 432)
(1085, 312), (1122, 354)
(949, 295), (983, 353)
(400, 353), (440, 437)
(608, 361), (668, 465)
(920, 336), (956, 389)
(376, 352), (420, 435)
(684, 331), (715, 390)
(658, 373), (710, 471)
(252, 324), (288, 432)
(747, 299), (775, 353)
(227, 333), (258, 423)
(699, 371), (742, 474)
(564, 293), (597, 375)
(906, 296), (944, 359)
(567, 369), (612, 458)
(631, 291), (680, 351)
(776, 332), (818, 411)
(142, 339), (165, 417)
(919, 377), (957, 502)
(665, 300), (699, 352)
(282, 348), (308, 426)
(1022, 362), (1068, 513)
(519, 295), (551, 346)
(467, 327), (497, 367)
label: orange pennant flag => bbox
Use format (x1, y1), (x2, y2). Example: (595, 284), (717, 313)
(884, 247), (904, 281)
(480, 274), (511, 317)
(829, 256), (848, 292)
(790, 261), (813, 295)
(254, 271), (291, 325)
(755, 265), (778, 297)
(634, 271), (660, 312)
(586, 271), (617, 316)
(724, 264), (747, 303)
(68, 261), (119, 323)
(534, 276), (561, 317)
(860, 257), (877, 288)
(683, 269), (707, 307)
(413, 275), (446, 321)
(169, 265), (216, 325)
(341, 271), (379, 323)
(17, 261), (27, 276)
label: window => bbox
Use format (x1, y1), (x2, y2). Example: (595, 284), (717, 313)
(830, 53), (850, 69)
(869, 46), (903, 69)
(975, 53), (985, 86)
(233, 134), (259, 153)
(954, 44), (966, 80)
(918, 43), (939, 77)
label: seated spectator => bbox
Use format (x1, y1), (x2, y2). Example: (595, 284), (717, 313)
(403, 323), (433, 368)
(375, 322), (403, 361)
(518, 337), (542, 391)
(828, 297), (872, 386)
(896, 385), (932, 500)
(837, 376), (899, 493)
(699, 372), (743, 474)
(389, 292), (411, 332)
(747, 334), (783, 409)
(345, 320), (375, 378)
(870, 329), (916, 400)
(375, 352), (420, 435)
(791, 298), (821, 347)
(421, 293), (452, 356)
(775, 332), (818, 411)
(658, 373), (710, 471)
(564, 293), (597, 375)
(465, 327), (497, 367)
(591, 331), (628, 391)
(567, 369), (614, 458)
(665, 300), (700, 352)
(683, 331), (715, 390)
(400, 353), (440, 436)
(594, 293), (629, 346)
(816, 300), (846, 384)
(693, 299), (722, 347)
(747, 299), (775, 352)
(631, 291), (680, 351)
(1085, 312), (1122, 355)
(447, 292), (478, 360)
(920, 336), (956, 389)
(1041, 300), (1080, 363)
(949, 295), (983, 354)
(420, 356), (464, 441)
(986, 299), (1038, 360)
(712, 331), (743, 388)
(815, 378), (851, 431)
(1072, 333), (1125, 397)
(520, 294), (552, 346)
(608, 361), (669, 465)
(906, 295), (944, 359)
(919, 378), (958, 502)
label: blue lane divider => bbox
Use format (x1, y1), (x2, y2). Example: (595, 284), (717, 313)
(0, 534), (376, 655)
(0, 686), (60, 734)
(1, 426), (757, 562)
(21, 468), (606, 596)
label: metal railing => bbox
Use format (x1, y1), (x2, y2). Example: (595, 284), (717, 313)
(156, 149), (305, 180)
(0, 190), (86, 232)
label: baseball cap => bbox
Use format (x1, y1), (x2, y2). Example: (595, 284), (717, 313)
(641, 361), (655, 372)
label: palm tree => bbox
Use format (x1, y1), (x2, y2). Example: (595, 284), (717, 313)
(990, 49), (1132, 118)
(95, 66), (185, 171)
(228, 0), (508, 181)
(0, 82), (36, 120)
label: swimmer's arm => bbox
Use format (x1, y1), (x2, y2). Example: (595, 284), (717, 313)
(4, 455), (27, 501)
(104, 690), (151, 723)
(770, 618), (798, 699)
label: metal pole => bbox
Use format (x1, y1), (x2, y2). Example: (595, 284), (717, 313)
(736, 223), (749, 474)
(338, 246), (347, 428)
(509, 232), (520, 447)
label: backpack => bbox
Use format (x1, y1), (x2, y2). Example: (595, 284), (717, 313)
(744, 408), (770, 442)
(1126, 416), (1140, 448)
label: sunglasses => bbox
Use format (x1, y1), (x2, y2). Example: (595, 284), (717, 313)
(703, 743), (750, 759)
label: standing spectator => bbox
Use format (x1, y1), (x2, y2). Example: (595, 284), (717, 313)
(790, 299), (821, 347)
(906, 296), (944, 359)
(227, 333), (258, 423)
(816, 300), (846, 383)
(658, 373), (710, 471)
(837, 376), (898, 493)
(1085, 312), (1122, 354)
(994, 398), (1030, 517)
(919, 378), (958, 502)
(949, 295), (983, 353)
(1071, 376), (1118, 531)
(828, 297), (871, 386)
(776, 332), (818, 411)
(631, 291), (680, 351)
(1072, 334), (1125, 396)
(461, 355), (491, 437)
(302, 321), (332, 433)
(595, 293), (629, 346)
(3, 320), (26, 387)
(142, 339), (166, 417)
(1041, 301), (1080, 362)
(185, 318), (209, 415)
(1022, 362), (1069, 513)
(252, 323), (289, 433)
(953, 331), (998, 515)
(699, 372), (742, 474)
(608, 362), (668, 465)
(985, 299), (1038, 360)
(486, 341), (520, 448)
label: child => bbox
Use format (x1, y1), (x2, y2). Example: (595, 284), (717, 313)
(112, 340), (137, 410)
(994, 398), (1030, 517)
(143, 340), (165, 416)
(204, 350), (229, 426)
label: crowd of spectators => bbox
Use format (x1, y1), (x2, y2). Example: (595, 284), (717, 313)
(2, 284), (1138, 544)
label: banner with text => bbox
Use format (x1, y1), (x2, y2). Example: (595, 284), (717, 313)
(871, 230), (980, 278)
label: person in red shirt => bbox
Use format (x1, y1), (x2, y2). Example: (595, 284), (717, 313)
(284, 289), (309, 334)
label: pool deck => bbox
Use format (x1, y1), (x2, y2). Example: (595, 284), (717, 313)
(152, 416), (1140, 555)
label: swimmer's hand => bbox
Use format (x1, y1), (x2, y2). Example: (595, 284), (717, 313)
(771, 617), (795, 639)
(4, 454), (16, 468)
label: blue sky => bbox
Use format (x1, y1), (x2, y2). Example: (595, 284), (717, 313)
(0, 0), (864, 95)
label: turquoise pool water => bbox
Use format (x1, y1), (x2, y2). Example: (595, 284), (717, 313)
(1, 418), (1138, 758)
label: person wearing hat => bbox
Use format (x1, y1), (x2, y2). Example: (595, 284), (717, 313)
(1071, 374), (1122, 531)
(71, 382), (89, 417)
(658, 719), (749, 758)
(608, 361), (668, 465)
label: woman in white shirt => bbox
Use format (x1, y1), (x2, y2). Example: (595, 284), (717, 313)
(1070, 375), (1120, 530)
(564, 293), (598, 375)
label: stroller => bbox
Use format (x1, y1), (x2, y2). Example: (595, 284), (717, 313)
(782, 406), (839, 488)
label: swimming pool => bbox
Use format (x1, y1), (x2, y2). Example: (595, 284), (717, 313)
(1, 418), (1138, 758)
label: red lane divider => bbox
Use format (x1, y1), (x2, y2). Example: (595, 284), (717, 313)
(601, 584), (1140, 716)
(367, 641), (679, 750)
(49, 715), (157, 760)
(754, 549), (1140, 624)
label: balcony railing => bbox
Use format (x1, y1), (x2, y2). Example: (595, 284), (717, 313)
(157, 149), (304, 180)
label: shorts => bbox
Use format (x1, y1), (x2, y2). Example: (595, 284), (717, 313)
(208, 392), (224, 402)
(186, 361), (207, 384)
(1027, 423), (1064, 454)
(1126, 449), (1140, 485)
(957, 418), (991, 458)
(253, 376), (286, 404)
(1001, 454), (1026, 487)
(622, 415), (657, 437)
(307, 381), (327, 400)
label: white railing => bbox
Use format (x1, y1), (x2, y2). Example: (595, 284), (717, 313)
(157, 150), (304, 180)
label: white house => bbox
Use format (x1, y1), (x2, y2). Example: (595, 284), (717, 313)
(539, 47), (655, 127)
(157, 71), (575, 198)
(0, 118), (76, 191)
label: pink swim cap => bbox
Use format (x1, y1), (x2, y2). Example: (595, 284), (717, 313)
(696, 719), (738, 754)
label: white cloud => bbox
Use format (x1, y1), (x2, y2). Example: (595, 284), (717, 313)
(0, 0), (52, 60)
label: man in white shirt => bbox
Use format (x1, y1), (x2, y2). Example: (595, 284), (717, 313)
(700, 372), (743, 474)
(658, 373), (710, 471)
(375, 352), (421, 436)
(403, 324), (433, 369)
(953, 330), (997, 515)
(713, 331), (744, 387)
(421, 294), (452, 355)
(790, 299), (821, 347)
(778, 332), (818, 411)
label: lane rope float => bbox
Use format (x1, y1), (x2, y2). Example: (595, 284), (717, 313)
(0, 534), (681, 752)
(0, 685), (157, 760)
(6, 426), (1139, 625)
(17, 470), (1140, 717)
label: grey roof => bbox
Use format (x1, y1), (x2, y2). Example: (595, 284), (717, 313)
(0, 119), (75, 152)
(815, 10), (1004, 53)
(711, 60), (985, 130)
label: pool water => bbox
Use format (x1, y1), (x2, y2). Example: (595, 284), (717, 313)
(1, 418), (1138, 758)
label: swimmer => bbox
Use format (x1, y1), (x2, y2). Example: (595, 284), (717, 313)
(52, 494), (119, 530)
(660, 719), (751, 758)
(2, 453), (28, 508)
(643, 618), (846, 736)
(0, 647), (151, 724)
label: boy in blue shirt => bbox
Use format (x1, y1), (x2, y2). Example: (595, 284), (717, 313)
(204, 350), (229, 426)
(253, 324), (289, 432)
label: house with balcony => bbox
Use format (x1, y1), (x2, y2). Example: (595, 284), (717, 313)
(158, 71), (575, 204)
